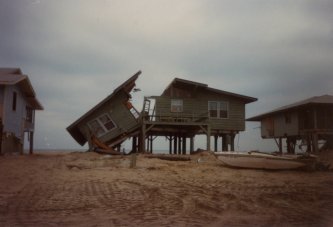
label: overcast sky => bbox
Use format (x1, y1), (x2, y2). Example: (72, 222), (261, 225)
(1, 0), (332, 151)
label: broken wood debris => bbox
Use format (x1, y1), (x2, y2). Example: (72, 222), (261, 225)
(145, 154), (191, 161)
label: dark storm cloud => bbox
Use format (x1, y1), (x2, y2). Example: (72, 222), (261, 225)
(0, 0), (332, 150)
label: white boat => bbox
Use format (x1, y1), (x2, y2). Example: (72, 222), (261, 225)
(214, 151), (316, 170)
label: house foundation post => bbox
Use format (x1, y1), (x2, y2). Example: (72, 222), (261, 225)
(173, 135), (177, 154)
(207, 125), (211, 151)
(178, 135), (182, 155)
(29, 131), (34, 155)
(278, 137), (283, 154)
(222, 134), (228, 151)
(132, 136), (137, 153)
(169, 135), (172, 154)
(139, 124), (146, 153)
(190, 136), (194, 153)
(150, 135), (153, 153)
(182, 136), (186, 155)
(230, 133), (235, 151)
(214, 135), (218, 152)
(312, 133), (319, 153)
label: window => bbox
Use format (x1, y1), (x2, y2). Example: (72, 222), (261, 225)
(88, 113), (116, 137)
(208, 101), (218, 118)
(125, 101), (140, 119)
(208, 101), (228, 118)
(219, 101), (228, 118)
(12, 92), (17, 111)
(171, 99), (183, 112)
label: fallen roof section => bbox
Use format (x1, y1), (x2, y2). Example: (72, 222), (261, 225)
(247, 94), (333, 121)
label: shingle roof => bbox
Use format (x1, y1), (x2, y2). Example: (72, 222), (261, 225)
(162, 77), (257, 104)
(0, 68), (43, 110)
(247, 95), (333, 121)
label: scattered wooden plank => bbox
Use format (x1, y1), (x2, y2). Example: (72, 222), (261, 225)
(145, 154), (191, 161)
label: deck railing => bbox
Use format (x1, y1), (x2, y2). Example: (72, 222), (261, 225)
(143, 111), (209, 123)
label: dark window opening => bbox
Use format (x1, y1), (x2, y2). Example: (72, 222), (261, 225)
(12, 92), (17, 111)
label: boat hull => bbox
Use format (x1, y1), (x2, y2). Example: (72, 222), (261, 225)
(215, 152), (307, 170)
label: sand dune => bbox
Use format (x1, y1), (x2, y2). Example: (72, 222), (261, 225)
(0, 151), (333, 226)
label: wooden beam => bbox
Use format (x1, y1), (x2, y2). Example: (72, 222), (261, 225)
(214, 135), (218, 152)
(312, 133), (319, 153)
(230, 133), (235, 151)
(178, 135), (182, 155)
(190, 136), (194, 153)
(173, 135), (177, 154)
(169, 135), (172, 154)
(139, 123), (146, 152)
(132, 136), (137, 153)
(207, 125), (211, 151)
(182, 136), (186, 155)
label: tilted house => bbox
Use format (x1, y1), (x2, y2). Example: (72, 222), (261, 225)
(67, 71), (142, 151)
(247, 95), (333, 153)
(141, 78), (257, 153)
(0, 68), (43, 154)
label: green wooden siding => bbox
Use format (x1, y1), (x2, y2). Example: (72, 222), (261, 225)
(155, 88), (246, 131)
(78, 91), (139, 143)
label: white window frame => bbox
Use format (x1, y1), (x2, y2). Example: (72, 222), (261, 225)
(171, 99), (183, 113)
(88, 113), (117, 137)
(208, 101), (229, 119)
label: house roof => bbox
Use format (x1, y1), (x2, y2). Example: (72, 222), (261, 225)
(66, 70), (141, 146)
(247, 94), (333, 121)
(162, 77), (258, 104)
(0, 68), (43, 110)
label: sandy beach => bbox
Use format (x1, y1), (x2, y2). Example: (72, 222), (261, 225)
(0, 151), (333, 227)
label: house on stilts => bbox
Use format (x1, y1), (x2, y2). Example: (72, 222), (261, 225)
(140, 78), (257, 154)
(0, 68), (43, 154)
(67, 72), (257, 153)
(247, 95), (333, 153)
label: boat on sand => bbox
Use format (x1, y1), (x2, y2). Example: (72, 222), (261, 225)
(214, 151), (316, 170)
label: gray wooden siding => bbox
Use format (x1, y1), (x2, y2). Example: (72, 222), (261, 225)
(261, 112), (299, 138)
(78, 91), (139, 143)
(3, 85), (27, 139)
(274, 112), (299, 137)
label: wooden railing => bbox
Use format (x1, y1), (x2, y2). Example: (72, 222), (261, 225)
(143, 112), (209, 123)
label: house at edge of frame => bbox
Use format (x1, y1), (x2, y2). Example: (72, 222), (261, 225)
(141, 78), (257, 153)
(66, 71), (142, 152)
(0, 68), (43, 154)
(247, 95), (333, 153)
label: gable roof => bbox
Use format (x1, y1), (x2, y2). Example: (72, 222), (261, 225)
(162, 77), (257, 104)
(0, 68), (43, 110)
(247, 95), (333, 121)
(66, 70), (141, 146)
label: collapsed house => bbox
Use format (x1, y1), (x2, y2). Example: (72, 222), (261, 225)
(247, 95), (333, 153)
(67, 72), (257, 153)
(66, 71), (142, 153)
(0, 68), (43, 154)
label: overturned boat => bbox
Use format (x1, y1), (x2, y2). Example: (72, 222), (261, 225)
(214, 151), (317, 170)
